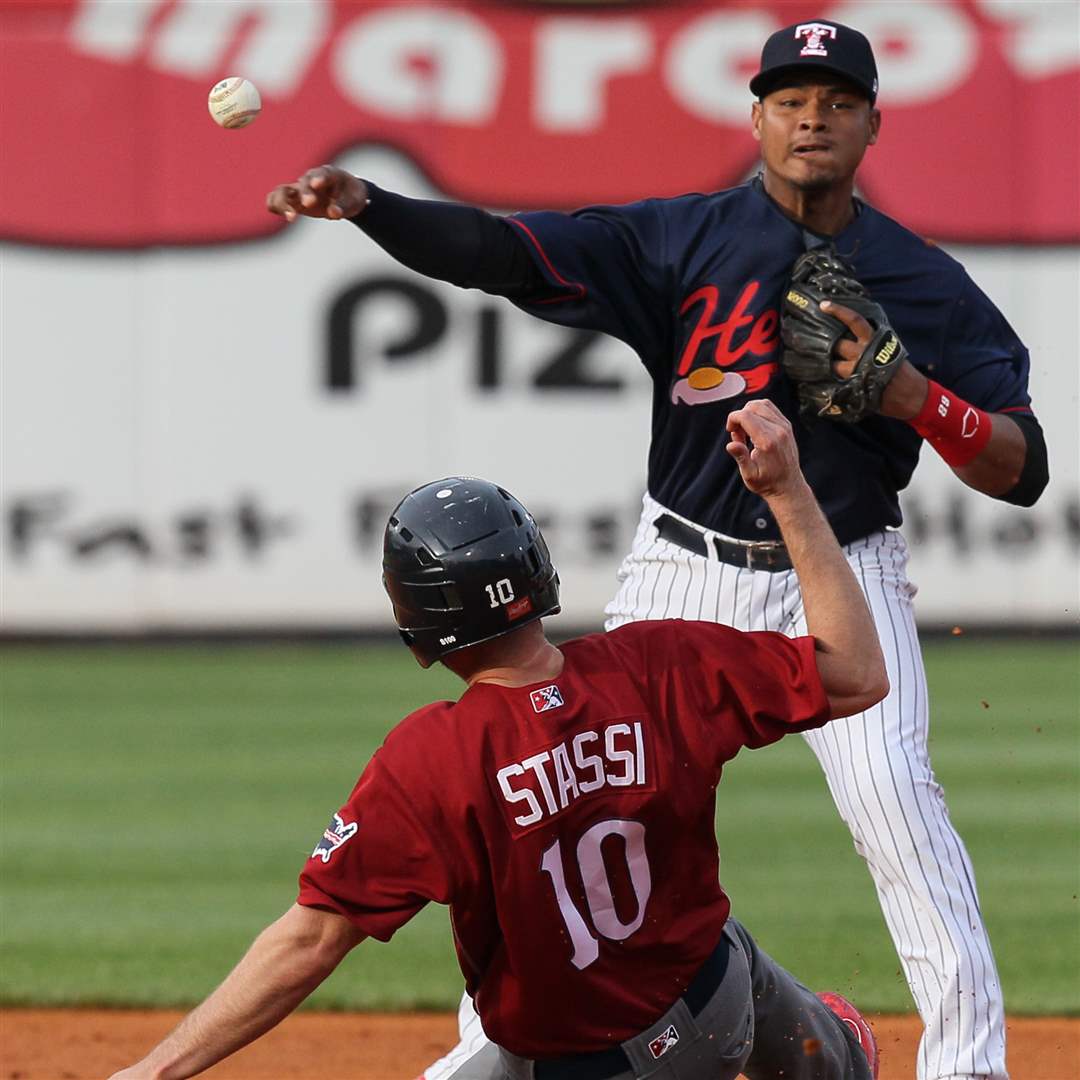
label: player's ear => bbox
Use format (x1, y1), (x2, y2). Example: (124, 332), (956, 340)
(751, 100), (763, 142)
(867, 107), (881, 146)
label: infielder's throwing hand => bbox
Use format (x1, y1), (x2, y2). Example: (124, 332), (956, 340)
(266, 166), (368, 222)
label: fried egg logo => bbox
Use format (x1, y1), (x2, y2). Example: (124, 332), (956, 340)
(311, 812), (358, 864)
(671, 367), (746, 404)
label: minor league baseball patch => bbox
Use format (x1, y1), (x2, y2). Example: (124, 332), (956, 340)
(311, 812), (358, 864)
(530, 684), (564, 713)
(648, 1024), (680, 1059)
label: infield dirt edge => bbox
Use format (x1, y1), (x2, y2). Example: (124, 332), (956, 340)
(2, 1009), (1077, 1079)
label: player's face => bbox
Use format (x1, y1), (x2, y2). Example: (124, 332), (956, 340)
(752, 79), (879, 192)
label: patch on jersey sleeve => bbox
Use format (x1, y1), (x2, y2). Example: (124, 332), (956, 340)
(311, 812), (358, 864)
(530, 684), (564, 713)
(649, 1024), (680, 1059)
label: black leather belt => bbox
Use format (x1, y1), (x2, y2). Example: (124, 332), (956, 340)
(533, 932), (731, 1080)
(655, 513), (792, 572)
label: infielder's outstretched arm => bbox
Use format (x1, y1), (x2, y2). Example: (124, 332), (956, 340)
(726, 400), (888, 719)
(107, 904), (364, 1080)
(266, 166), (540, 295)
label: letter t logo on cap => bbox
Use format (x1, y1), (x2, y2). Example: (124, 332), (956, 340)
(796, 23), (838, 57)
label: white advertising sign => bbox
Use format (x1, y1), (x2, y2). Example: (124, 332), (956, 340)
(2, 150), (1077, 631)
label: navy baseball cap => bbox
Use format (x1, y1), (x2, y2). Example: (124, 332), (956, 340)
(750, 20), (878, 104)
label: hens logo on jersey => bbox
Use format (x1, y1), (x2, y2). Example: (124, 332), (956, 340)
(530, 685), (564, 713)
(311, 812), (358, 864)
(796, 23), (837, 57)
(648, 1024), (680, 1059)
(671, 281), (780, 406)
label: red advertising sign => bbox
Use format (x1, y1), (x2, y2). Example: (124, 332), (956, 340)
(1, 0), (1077, 247)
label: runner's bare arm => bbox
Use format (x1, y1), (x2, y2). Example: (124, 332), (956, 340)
(106, 904), (364, 1080)
(726, 399), (888, 718)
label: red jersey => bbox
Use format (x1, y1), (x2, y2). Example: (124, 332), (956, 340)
(298, 620), (830, 1056)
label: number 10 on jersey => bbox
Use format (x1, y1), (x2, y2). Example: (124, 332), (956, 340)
(540, 818), (652, 970)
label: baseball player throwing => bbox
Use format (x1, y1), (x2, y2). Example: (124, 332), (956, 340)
(109, 400), (886, 1080)
(267, 19), (1048, 1080)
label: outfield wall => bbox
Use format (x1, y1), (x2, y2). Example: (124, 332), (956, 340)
(2, 2), (1078, 632)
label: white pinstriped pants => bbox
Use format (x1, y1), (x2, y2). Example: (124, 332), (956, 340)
(427, 495), (1007, 1080)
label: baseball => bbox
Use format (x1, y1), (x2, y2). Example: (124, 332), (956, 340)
(207, 77), (261, 129)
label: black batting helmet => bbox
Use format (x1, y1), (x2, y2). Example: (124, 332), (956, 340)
(383, 477), (560, 668)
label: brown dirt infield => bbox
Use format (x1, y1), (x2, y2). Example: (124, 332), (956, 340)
(1, 1010), (1076, 1079)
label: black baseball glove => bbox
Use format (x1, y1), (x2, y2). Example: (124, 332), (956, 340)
(781, 248), (907, 422)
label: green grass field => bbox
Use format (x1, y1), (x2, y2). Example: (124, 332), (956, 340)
(2, 638), (1077, 1015)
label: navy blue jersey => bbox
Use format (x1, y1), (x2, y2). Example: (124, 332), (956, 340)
(509, 178), (1033, 543)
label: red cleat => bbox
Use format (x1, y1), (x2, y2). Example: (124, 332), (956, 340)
(817, 991), (880, 1078)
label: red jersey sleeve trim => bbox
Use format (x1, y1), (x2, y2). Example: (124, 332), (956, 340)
(295, 882), (377, 941)
(790, 635), (831, 729)
(998, 405), (1034, 414)
(508, 217), (587, 304)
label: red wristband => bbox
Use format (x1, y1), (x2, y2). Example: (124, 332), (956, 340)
(909, 380), (992, 467)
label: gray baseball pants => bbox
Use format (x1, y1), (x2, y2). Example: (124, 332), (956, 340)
(446, 917), (871, 1080)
